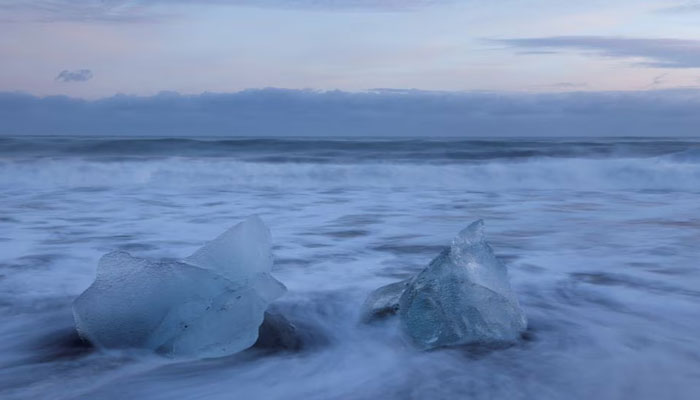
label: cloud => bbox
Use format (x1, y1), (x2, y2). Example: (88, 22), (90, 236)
(221, 0), (452, 11)
(656, 2), (700, 13)
(0, 0), (453, 22)
(55, 69), (94, 82)
(648, 73), (668, 88)
(543, 82), (588, 89)
(1, 88), (700, 136)
(516, 50), (560, 55)
(0, 1), (154, 22)
(493, 36), (700, 68)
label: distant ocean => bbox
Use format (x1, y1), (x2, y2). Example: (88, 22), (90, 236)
(1, 136), (699, 399)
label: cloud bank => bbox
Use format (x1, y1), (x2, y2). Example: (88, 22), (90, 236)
(495, 36), (700, 68)
(2, 88), (700, 136)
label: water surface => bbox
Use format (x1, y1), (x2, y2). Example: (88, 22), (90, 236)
(1, 137), (699, 399)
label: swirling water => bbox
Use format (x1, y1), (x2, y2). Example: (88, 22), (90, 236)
(1, 137), (699, 399)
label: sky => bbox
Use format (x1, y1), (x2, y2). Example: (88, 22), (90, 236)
(1, 0), (700, 135)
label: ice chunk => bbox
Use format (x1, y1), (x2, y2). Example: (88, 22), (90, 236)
(399, 220), (527, 349)
(360, 279), (410, 323)
(185, 215), (273, 284)
(72, 216), (286, 358)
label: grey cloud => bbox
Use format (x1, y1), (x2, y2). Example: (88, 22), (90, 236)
(1, 88), (700, 136)
(656, 2), (700, 13)
(493, 36), (700, 68)
(55, 69), (93, 82)
(648, 73), (668, 87)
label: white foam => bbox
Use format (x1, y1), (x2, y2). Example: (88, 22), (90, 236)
(1, 155), (700, 191)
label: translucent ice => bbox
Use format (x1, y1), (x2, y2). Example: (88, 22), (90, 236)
(360, 279), (410, 323)
(72, 216), (286, 358)
(399, 220), (527, 349)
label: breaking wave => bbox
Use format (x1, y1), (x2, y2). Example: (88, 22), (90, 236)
(1, 155), (699, 191)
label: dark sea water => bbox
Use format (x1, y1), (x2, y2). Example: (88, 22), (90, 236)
(1, 136), (699, 399)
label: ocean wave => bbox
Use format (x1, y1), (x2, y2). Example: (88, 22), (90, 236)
(662, 148), (700, 163)
(1, 156), (699, 191)
(2, 137), (698, 163)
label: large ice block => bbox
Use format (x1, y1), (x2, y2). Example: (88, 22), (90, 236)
(397, 220), (527, 349)
(72, 216), (286, 358)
